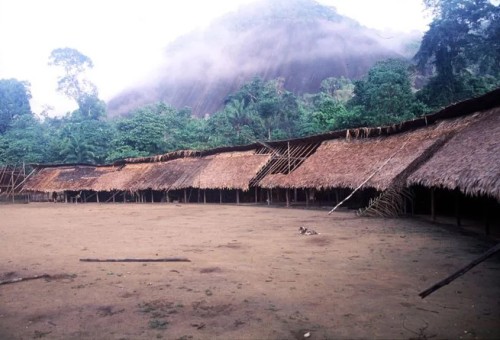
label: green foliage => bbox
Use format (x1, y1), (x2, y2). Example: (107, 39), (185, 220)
(0, 79), (32, 134)
(48, 48), (104, 119)
(0, 115), (48, 165)
(415, 0), (500, 109)
(348, 59), (426, 126)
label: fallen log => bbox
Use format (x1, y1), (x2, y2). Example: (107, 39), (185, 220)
(0, 274), (50, 286)
(419, 243), (500, 299)
(80, 257), (191, 263)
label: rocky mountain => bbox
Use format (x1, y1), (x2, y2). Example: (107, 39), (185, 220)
(107, 0), (412, 117)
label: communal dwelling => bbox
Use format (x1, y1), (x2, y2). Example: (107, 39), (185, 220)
(22, 88), (500, 230)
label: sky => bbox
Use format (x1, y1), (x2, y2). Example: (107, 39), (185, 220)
(0, 0), (430, 116)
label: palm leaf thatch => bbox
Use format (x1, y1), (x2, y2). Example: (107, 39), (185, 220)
(259, 115), (474, 191)
(407, 107), (500, 200)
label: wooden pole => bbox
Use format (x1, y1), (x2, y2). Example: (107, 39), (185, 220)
(294, 188), (297, 203)
(151, 190), (154, 203)
(204, 190), (206, 204)
(455, 190), (461, 226)
(80, 257), (191, 263)
(484, 199), (491, 236)
(236, 190), (240, 205)
(255, 187), (258, 203)
(328, 140), (409, 215)
(184, 189), (187, 203)
(220, 190), (222, 204)
(335, 189), (340, 205)
(431, 188), (436, 221)
(419, 243), (500, 299)
(286, 189), (290, 207)
(306, 189), (309, 208)
(267, 190), (271, 205)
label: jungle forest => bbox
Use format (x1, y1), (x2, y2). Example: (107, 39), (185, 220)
(1, 0), (499, 166)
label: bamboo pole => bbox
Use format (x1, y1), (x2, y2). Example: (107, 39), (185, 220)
(419, 243), (500, 298)
(328, 140), (408, 215)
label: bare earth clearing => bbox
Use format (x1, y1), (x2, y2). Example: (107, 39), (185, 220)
(0, 203), (499, 339)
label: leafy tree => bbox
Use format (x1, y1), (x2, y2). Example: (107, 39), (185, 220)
(48, 48), (105, 119)
(415, 0), (500, 108)
(348, 59), (426, 126)
(0, 115), (48, 165)
(0, 79), (32, 134)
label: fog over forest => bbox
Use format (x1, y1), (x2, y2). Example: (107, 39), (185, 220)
(0, 0), (498, 166)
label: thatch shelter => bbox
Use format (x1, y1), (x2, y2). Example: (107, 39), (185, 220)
(408, 107), (500, 200)
(259, 116), (475, 191)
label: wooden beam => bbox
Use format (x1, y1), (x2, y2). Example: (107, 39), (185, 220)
(419, 243), (500, 298)
(80, 257), (191, 263)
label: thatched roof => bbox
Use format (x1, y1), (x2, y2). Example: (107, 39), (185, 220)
(24, 151), (270, 193)
(259, 115), (474, 190)
(23, 165), (116, 192)
(197, 152), (270, 191)
(23, 89), (500, 196)
(407, 107), (500, 199)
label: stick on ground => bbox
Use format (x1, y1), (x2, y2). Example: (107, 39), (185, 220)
(0, 274), (50, 286)
(80, 257), (191, 263)
(419, 243), (500, 299)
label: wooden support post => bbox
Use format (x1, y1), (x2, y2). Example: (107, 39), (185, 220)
(286, 189), (290, 207)
(112, 191), (116, 203)
(455, 190), (461, 226)
(236, 190), (240, 205)
(219, 190), (222, 204)
(294, 188), (298, 203)
(197, 189), (201, 203)
(267, 190), (271, 205)
(335, 189), (340, 205)
(484, 200), (491, 236)
(64, 192), (68, 203)
(96, 192), (100, 203)
(277, 189), (280, 202)
(166, 191), (170, 203)
(255, 187), (258, 203)
(204, 190), (206, 204)
(269, 189), (272, 204)
(306, 189), (309, 208)
(184, 189), (187, 203)
(431, 188), (435, 221)
(151, 190), (154, 203)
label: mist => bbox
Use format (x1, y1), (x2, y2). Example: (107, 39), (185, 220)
(107, 0), (419, 117)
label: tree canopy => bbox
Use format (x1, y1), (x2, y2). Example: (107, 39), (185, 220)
(415, 0), (500, 108)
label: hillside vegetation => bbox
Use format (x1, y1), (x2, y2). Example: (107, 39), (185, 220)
(0, 0), (498, 166)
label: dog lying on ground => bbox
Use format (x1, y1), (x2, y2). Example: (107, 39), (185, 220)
(298, 226), (319, 235)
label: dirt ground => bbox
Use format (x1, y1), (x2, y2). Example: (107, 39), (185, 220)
(0, 203), (499, 339)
